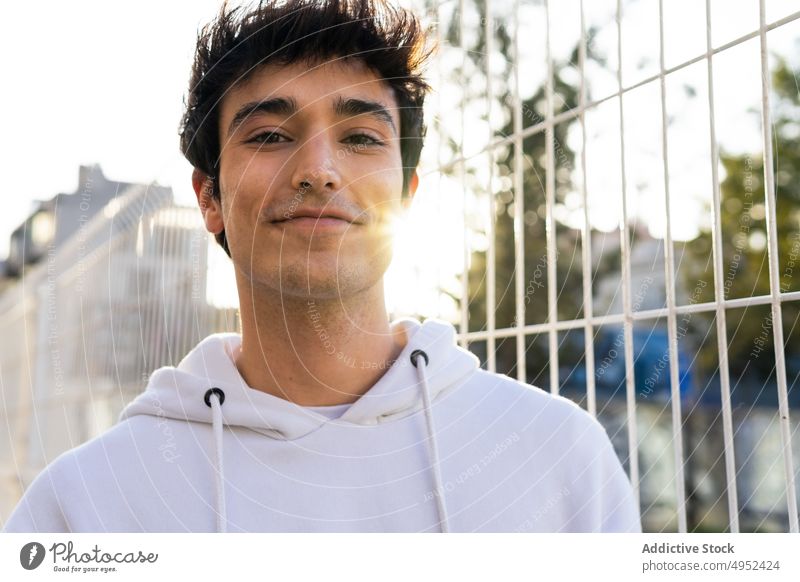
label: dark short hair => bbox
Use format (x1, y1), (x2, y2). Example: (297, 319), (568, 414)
(179, 0), (432, 256)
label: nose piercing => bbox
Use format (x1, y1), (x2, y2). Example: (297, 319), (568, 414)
(299, 180), (312, 189)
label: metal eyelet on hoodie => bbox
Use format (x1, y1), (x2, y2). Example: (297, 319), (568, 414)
(204, 387), (226, 407)
(410, 349), (429, 367)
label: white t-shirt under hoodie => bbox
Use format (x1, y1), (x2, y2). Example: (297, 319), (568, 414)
(3, 318), (642, 533)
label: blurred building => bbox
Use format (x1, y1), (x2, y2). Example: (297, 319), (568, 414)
(4, 165), (147, 277)
(0, 166), (238, 523)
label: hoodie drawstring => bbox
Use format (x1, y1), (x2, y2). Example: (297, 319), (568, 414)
(204, 387), (227, 533)
(411, 349), (450, 533)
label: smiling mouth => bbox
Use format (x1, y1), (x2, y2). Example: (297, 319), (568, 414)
(273, 216), (359, 231)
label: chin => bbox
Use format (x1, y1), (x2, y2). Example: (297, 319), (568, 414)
(247, 258), (386, 302)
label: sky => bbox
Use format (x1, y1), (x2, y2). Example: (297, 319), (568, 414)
(0, 0), (222, 259)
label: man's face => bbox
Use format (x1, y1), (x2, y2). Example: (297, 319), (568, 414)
(204, 59), (416, 300)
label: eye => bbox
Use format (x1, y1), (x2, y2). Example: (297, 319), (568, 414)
(343, 133), (385, 147)
(248, 131), (289, 144)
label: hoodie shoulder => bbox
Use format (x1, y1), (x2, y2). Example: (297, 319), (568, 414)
(3, 416), (169, 533)
(1, 436), (94, 533)
(451, 369), (640, 532)
(2, 453), (72, 532)
(458, 368), (606, 436)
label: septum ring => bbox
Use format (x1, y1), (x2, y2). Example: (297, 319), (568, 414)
(299, 180), (312, 189)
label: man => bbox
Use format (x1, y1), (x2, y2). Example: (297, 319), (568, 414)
(4, 0), (640, 533)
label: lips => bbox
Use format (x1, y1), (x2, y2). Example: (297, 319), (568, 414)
(272, 207), (363, 224)
(279, 213), (350, 223)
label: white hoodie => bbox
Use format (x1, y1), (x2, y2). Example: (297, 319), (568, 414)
(3, 318), (641, 533)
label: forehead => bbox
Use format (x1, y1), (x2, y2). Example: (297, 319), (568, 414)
(219, 59), (399, 127)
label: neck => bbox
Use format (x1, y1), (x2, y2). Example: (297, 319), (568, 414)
(233, 277), (408, 406)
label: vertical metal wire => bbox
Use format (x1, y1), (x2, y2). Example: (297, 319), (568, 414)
(485, 0), (497, 373)
(174, 213), (189, 362)
(142, 219), (157, 372)
(705, 0), (740, 533)
(434, 0), (443, 322)
(32, 284), (50, 465)
(578, 0), (596, 417)
(458, 0), (470, 350)
(159, 213), (172, 363)
(758, 0), (798, 533)
(512, 0), (526, 383)
(616, 0), (640, 508)
(106, 219), (120, 434)
(658, 0), (688, 534)
(544, 0), (559, 395)
(21, 295), (37, 472)
(192, 230), (207, 348)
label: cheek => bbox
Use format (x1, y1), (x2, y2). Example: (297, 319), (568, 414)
(219, 166), (273, 217)
(372, 170), (406, 216)
(220, 149), (284, 194)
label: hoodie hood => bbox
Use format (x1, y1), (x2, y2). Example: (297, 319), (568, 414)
(119, 317), (479, 440)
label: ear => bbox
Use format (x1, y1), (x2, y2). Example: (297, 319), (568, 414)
(400, 171), (419, 211)
(192, 168), (224, 235)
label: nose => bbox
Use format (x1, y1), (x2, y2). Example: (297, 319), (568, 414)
(290, 135), (342, 192)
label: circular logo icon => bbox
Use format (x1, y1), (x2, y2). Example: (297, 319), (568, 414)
(20, 542), (46, 570)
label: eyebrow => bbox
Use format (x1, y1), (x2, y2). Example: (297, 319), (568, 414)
(226, 95), (397, 138)
(333, 96), (397, 135)
(227, 97), (297, 138)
